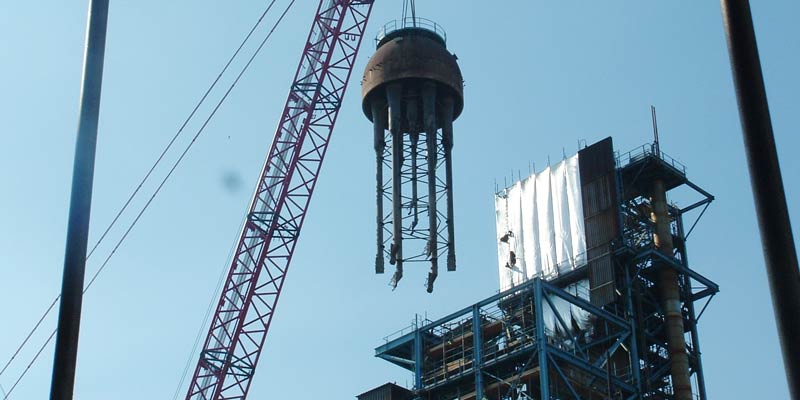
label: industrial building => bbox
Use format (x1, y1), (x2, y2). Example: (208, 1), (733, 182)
(30, 0), (800, 398)
(363, 136), (718, 400)
(351, 10), (721, 399)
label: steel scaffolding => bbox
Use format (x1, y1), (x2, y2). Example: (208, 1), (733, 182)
(374, 144), (718, 400)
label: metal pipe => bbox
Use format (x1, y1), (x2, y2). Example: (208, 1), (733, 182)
(720, 2), (800, 397)
(371, 100), (387, 274)
(422, 83), (438, 292)
(387, 83), (404, 287)
(50, 0), (109, 399)
(441, 95), (456, 272)
(650, 180), (692, 400)
(406, 94), (419, 231)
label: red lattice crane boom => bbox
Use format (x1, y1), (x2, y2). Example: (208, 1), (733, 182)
(185, 1), (374, 398)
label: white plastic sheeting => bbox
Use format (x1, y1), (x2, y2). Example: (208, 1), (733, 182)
(541, 279), (594, 338)
(495, 154), (587, 291)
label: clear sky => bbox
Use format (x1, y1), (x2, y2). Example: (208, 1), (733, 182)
(1, 1), (798, 399)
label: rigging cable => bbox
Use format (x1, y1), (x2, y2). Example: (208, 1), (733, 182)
(0, 1), (296, 397)
(0, 0), (279, 384)
(171, 209), (248, 400)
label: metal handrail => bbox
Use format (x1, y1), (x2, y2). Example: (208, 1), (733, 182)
(616, 143), (687, 175)
(376, 17), (447, 45)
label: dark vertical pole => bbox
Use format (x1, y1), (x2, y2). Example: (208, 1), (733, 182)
(650, 105), (660, 156)
(720, 2), (800, 398)
(50, 1), (109, 399)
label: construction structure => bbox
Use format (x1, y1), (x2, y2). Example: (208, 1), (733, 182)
(368, 137), (718, 400)
(184, 2), (376, 399)
(361, 17), (463, 292)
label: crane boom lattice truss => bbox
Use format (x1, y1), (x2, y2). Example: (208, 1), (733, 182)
(186, 1), (374, 399)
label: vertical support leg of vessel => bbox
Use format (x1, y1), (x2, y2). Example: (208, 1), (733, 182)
(407, 92), (420, 231)
(387, 83), (404, 287)
(372, 100), (387, 274)
(441, 95), (457, 271)
(422, 82), (438, 292)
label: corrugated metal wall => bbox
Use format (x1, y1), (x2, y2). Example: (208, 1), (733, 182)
(578, 137), (620, 306)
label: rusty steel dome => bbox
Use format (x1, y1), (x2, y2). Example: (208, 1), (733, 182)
(361, 26), (464, 125)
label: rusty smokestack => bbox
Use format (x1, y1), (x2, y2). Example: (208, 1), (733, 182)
(651, 179), (692, 400)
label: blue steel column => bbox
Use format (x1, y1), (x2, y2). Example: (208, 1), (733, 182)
(677, 215), (708, 400)
(414, 318), (424, 391)
(472, 304), (484, 399)
(623, 264), (642, 395)
(534, 279), (550, 399)
(50, 1), (109, 399)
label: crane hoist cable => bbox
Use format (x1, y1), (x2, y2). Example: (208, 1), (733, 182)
(402, 0), (417, 25)
(0, 1), (296, 397)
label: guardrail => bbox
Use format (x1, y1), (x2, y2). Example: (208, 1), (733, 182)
(376, 17), (447, 46)
(616, 143), (687, 175)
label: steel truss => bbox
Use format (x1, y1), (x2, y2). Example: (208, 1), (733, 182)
(376, 276), (642, 400)
(379, 129), (451, 266)
(374, 148), (719, 400)
(185, 1), (374, 399)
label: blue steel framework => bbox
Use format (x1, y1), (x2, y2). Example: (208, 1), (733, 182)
(375, 144), (718, 400)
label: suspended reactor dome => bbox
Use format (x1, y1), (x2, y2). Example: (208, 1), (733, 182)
(360, 19), (464, 293)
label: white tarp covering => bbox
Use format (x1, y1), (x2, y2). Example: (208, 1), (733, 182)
(495, 154), (587, 291)
(541, 279), (594, 338)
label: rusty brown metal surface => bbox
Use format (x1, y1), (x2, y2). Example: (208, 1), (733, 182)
(578, 137), (620, 307)
(651, 179), (693, 400)
(356, 382), (414, 400)
(361, 28), (463, 123)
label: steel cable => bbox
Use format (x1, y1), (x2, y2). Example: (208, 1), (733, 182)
(0, 0), (279, 385)
(0, 0), (296, 397)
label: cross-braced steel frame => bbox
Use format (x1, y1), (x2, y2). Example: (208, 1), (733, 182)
(379, 129), (451, 266)
(374, 145), (718, 400)
(185, 2), (374, 399)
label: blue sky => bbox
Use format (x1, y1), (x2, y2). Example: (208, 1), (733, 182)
(1, 1), (798, 399)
